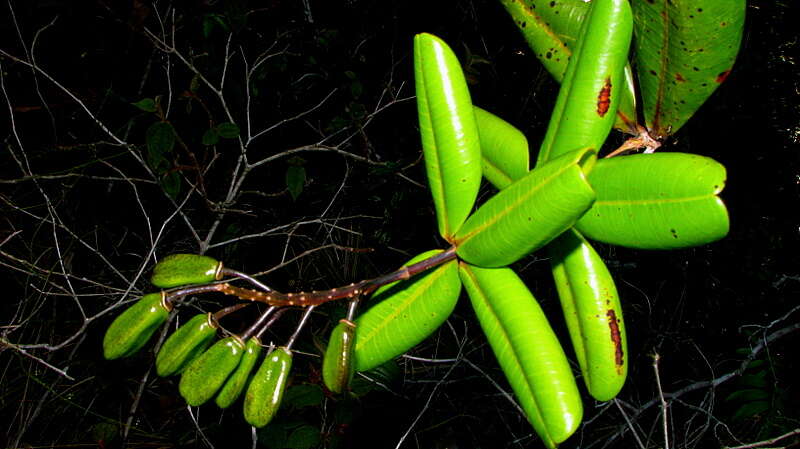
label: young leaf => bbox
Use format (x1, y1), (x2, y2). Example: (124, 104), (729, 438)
(574, 153), (729, 249)
(459, 263), (582, 446)
(474, 106), (529, 190)
(202, 128), (220, 146)
(414, 33), (482, 240)
(217, 122), (240, 139)
(354, 250), (461, 372)
(550, 228), (627, 401)
(499, 0), (637, 134)
(145, 121), (175, 171)
(632, 0), (746, 138)
(536, 0), (633, 166)
(454, 148), (596, 267)
(132, 98), (157, 113)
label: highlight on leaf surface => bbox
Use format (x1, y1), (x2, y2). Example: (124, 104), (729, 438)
(155, 313), (218, 377)
(354, 250), (461, 372)
(454, 148), (596, 267)
(632, 0), (746, 138)
(575, 153), (729, 249)
(216, 336), (263, 409)
(459, 263), (582, 446)
(244, 346), (293, 428)
(151, 254), (222, 288)
(103, 292), (171, 360)
(536, 0), (633, 166)
(550, 229), (627, 401)
(473, 106), (529, 190)
(414, 32), (482, 240)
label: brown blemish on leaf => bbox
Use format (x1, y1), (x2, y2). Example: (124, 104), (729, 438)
(606, 309), (624, 370)
(596, 77), (612, 117)
(675, 72), (686, 82)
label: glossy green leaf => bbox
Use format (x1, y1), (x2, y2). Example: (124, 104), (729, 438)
(474, 106), (529, 190)
(151, 254), (221, 288)
(536, 0), (633, 166)
(156, 313), (218, 377)
(414, 33), (482, 239)
(459, 263), (582, 446)
(454, 148), (596, 267)
(216, 336), (263, 409)
(103, 292), (171, 360)
(500, 0), (637, 134)
(575, 153), (728, 249)
(322, 320), (356, 394)
(354, 250), (461, 372)
(632, 0), (745, 138)
(244, 347), (293, 428)
(550, 229), (627, 401)
(179, 336), (245, 406)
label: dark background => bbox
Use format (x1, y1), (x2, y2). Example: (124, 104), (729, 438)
(1, 1), (797, 448)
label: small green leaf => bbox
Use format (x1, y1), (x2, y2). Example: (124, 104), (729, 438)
(724, 389), (769, 403)
(575, 153), (729, 249)
(354, 250), (461, 372)
(732, 400), (770, 421)
(285, 166), (306, 201)
(455, 148), (596, 267)
(132, 98), (157, 113)
(473, 106), (529, 190)
(632, 0), (746, 138)
(282, 384), (324, 409)
(202, 128), (220, 146)
(216, 122), (240, 139)
(286, 425), (321, 449)
(145, 121), (175, 171)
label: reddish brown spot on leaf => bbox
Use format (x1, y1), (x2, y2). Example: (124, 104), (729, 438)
(596, 77), (612, 117)
(716, 70), (731, 83)
(675, 72), (686, 82)
(606, 309), (624, 369)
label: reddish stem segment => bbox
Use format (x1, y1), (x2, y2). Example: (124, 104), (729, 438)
(214, 246), (458, 307)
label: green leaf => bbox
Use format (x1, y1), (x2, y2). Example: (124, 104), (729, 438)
(162, 172), (181, 200)
(536, 0), (633, 166)
(202, 128), (220, 146)
(282, 384), (324, 409)
(145, 121), (175, 171)
(724, 389), (770, 403)
(285, 166), (306, 201)
(500, 0), (637, 134)
(574, 153), (729, 249)
(354, 250), (461, 372)
(132, 98), (157, 113)
(414, 33), (482, 240)
(632, 0), (746, 138)
(459, 263), (582, 446)
(216, 122), (240, 139)
(732, 400), (770, 421)
(454, 148), (596, 267)
(474, 106), (529, 190)
(286, 425), (321, 449)
(550, 229), (627, 401)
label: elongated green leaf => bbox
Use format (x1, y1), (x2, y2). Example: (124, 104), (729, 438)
(455, 148), (596, 267)
(459, 263), (582, 446)
(354, 250), (461, 372)
(414, 33), (482, 239)
(474, 106), (529, 190)
(632, 0), (745, 138)
(575, 153), (728, 249)
(550, 229), (627, 401)
(499, 0), (637, 134)
(536, 0), (633, 165)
